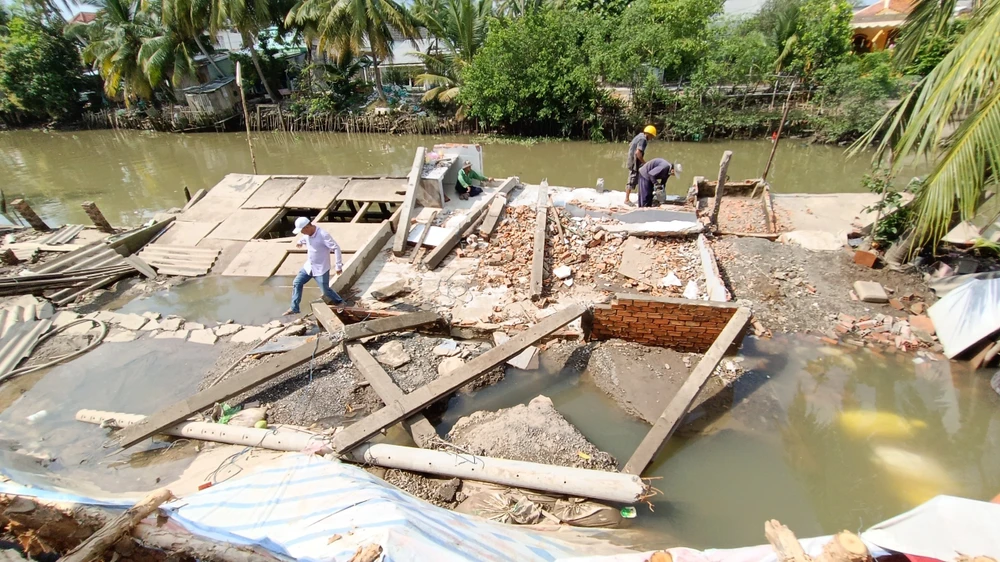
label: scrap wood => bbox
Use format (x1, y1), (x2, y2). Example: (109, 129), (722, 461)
(331, 303), (587, 453)
(61, 488), (173, 562)
(764, 519), (810, 562)
(410, 211), (438, 264)
(342, 311), (442, 340)
(424, 177), (519, 269)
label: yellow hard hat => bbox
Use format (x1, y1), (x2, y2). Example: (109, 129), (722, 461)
(643, 125), (657, 137)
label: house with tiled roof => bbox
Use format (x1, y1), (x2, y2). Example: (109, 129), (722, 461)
(68, 11), (97, 25)
(850, 0), (915, 52)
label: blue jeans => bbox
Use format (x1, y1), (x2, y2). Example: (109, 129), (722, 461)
(290, 269), (343, 313)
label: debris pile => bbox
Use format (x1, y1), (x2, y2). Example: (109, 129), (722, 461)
(829, 312), (941, 353)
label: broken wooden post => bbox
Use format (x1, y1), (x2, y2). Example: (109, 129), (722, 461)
(61, 488), (173, 562)
(709, 152), (733, 230)
(530, 181), (549, 300)
(761, 82), (796, 185)
(235, 61), (257, 174)
(393, 147), (426, 256)
(81, 201), (115, 233)
(764, 519), (810, 562)
(11, 199), (50, 232)
(816, 531), (873, 562)
(183, 186), (192, 202)
(332, 303), (587, 453)
(181, 188), (206, 213)
(116, 336), (337, 449)
(623, 307), (751, 475)
(0, 249), (19, 266)
(346, 344), (438, 447)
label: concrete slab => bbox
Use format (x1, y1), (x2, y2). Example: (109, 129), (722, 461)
(51, 311), (80, 328)
(507, 346), (539, 370)
(185, 322), (206, 331)
(214, 323), (243, 337)
(106, 330), (139, 343)
(159, 318), (183, 331)
(155, 329), (189, 340)
(140, 319), (161, 331)
(117, 314), (149, 331)
(774, 193), (912, 235)
(231, 326), (268, 343)
(854, 280), (889, 303)
(189, 329), (219, 345)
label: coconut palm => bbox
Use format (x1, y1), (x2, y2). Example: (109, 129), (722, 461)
(208, 0), (286, 101)
(771, 0), (799, 72)
(286, 0), (417, 102)
(495, 0), (547, 18)
(159, 0), (225, 75)
(414, 0), (490, 107)
(851, 0), (1000, 247)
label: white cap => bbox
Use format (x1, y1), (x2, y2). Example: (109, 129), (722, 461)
(293, 217), (311, 234)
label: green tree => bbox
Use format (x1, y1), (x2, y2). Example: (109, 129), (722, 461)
(853, 0), (1000, 247)
(567, 0), (632, 18)
(160, 0), (224, 75)
(286, 0), (417, 102)
(792, 0), (851, 76)
(0, 13), (84, 122)
(461, 9), (604, 134)
(208, 0), (288, 102)
(902, 18), (965, 76)
(414, 0), (491, 108)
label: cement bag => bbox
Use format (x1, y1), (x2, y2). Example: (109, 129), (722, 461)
(227, 408), (267, 428)
(551, 497), (623, 528)
(454, 491), (543, 525)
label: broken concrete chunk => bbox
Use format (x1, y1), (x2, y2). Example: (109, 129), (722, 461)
(231, 326), (267, 343)
(185, 322), (206, 331)
(188, 329), (218, 345)
(279, 324), (306, 337)
(492, 332), (511, 346)
(51, 311), (80, 328)
(214, 323), (243, 337)
(438, 356), (465, 377)
(660, 272), (682, 288)
(910, 302), (927, 315)
(36, 301), (54, 320)
(507, 346), (540, 370)
(159, 317), (183, 331)
(377, 340), (411, 369)
(853, 281), (889, 303)
(435, 478), (461, 503)
(117, 314), (149, 331)
(371, 279), (410, 301)
(433, 339), (460, 357)
(553, 266), (573, 280)
(105, 330), (139, 343)
(154, 329), (188, 340)
(265, 320), (283, 329)
(682, 280), (699, 300)
(141, 311), (162, 320)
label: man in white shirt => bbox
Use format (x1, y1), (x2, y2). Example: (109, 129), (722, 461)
(284, 217), (345, 315)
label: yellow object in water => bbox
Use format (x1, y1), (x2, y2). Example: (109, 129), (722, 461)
(838, 410), (927, 439)
(871, 445), (956, 505)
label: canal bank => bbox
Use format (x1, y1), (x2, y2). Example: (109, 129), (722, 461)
(0, 143), (995, 560)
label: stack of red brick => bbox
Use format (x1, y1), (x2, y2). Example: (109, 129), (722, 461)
(830, 311), (939, 352)
(590, 294), (739, 353)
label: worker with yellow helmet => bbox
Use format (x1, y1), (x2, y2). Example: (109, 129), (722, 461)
(624, 125), (657, 205)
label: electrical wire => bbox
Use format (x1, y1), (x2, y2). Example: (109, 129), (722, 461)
(0, 318), (109, 382)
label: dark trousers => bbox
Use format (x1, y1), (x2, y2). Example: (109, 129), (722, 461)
(638, 175), (655, 207)
(456, 182), (483, 197)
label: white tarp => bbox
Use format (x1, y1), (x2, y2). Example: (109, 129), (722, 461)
(863, 495), (1000, 560)
(927, 278), (1000, 358)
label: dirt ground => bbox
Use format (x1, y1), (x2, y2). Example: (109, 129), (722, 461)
(713, 236), (934, 335)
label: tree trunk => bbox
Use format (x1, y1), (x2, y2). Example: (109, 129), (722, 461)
(194, 35), (224, 76)
(245, 34), (281, 102)
(61, 489), (174, 562)
(372, 56), (388, 103)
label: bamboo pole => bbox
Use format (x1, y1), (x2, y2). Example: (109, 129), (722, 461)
(235, 62), (258, 175)
(760, 81), (796, 185)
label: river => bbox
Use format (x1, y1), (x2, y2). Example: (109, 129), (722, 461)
(1, 130), (879, 227)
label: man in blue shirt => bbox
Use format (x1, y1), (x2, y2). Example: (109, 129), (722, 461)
(638, 158), (682, 207)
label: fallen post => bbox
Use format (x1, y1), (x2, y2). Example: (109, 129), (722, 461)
(709, 151), (733, 229)
(331, 220), (393, 295)
(342, 310), (442, 341)
(81, 201), (115, 233)
(78, 410), (645, 504)
(623, 307), (751, 475)
(392, 147), (426, 256)
(331, 303), (587, 454)
(530, 182), (549, 299)
(410, 211), (438, 264)
(478, 195), (507, 240)
(116, 335), (336, 449)
(424, 177), (518, 269)
(346, 344), (438, 447)
(11, 199), (50, 232)
(61, 488), (174, 562)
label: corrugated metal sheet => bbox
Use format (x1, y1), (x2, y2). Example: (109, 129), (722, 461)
(0, 318), (52, 379)
(38, 224), (85, 246)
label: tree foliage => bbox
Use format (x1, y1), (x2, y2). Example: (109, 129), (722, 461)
(791, 0), (852, 76)
(461, 9), (605, 135)
(0, 12), (83, 123)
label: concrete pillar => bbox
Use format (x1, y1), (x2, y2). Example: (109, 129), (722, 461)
(81, 201), (115, 233)
(10, 199), (50, 232)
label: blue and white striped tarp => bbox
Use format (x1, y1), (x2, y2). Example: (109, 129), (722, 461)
(163, 454), (609, 562)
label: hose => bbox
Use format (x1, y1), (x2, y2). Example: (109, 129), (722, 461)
(0, 318), (109, 382)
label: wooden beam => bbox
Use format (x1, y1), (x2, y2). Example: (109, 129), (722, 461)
(393, 147), (426, 256)
(709, 151), (733, 229)
(342, 311), (441, 341)
(116, 336), (336, 449)
(423, 177), (519, 270)
(410, 211), (438, 264)
(330, 220), (392, 295)
(623, 307), (751, 475)
(331, 303), (587, 453)
(530, 181), (549, 299)
(351, 201), (373, 223)
(346, 344), (438, 447)
(478, 195), (507, 240)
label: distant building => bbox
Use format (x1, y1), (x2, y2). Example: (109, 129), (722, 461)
(68, 11), (97, 25)
(172, 52), (236, 103)
(183, 77), (238, 116)
(850, 0), (915, 52)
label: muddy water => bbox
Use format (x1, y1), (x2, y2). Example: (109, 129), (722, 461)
(1, 130), (887, 227)
(442, 336), (1000, 550)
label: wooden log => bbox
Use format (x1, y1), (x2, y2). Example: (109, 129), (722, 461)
(530, 182), (548, 300)
(815, 531), (872, 562)
(392, 147), (426, 256)
(346, 344), (438, 447)
(709, 151), (733, 229)
(116, 336), (337, 449)
(761, 82), (796, 184)
(331, 303), (587, 453)
(623, 307), (751, 475)
(61, 488), (173, 562)
(11, 199), (50, 232)
(183, 186), (192, 202)
(764, 519), (810, 562)
(342, 311), (442, 341)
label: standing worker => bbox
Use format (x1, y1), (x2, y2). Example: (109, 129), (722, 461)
(284, 217), (346, 315)
(456, 160), (493, 200)
(625, 125), (657, 205)
(637, 158), (681, 207)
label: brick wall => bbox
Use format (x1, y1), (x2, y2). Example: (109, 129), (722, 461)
(589, 294), (740, 353)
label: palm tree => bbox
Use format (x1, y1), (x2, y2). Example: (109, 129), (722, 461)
(771, 0), (799, 72)
(495, 0), (548, 18)
(208, 0), (285, 101)
(851, 0), (1000, 247)
(286, 0), (417, 102)
(159, 0), (225, 75)
(413, 0), (491, 109)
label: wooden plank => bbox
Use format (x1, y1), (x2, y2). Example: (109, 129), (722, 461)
(351, 202), (373, 223)
(179, 174), (269, 222)
(393, 147), (427, 256)
(342, 311), (441, 341)
(151, 221), (220, 247)
(285, 176), (349, 209)
(331, 220), (392, 295)
(530, 182), (549, 299)
(346, 344), (438, 447)
(479, 195), (507, 239)
(410, 211), (438, 264)
(180, 189), (207, 213)
(221, 241), (288, 277)
(337, 178), (408, 203)
(207, 208), (283, 241)
(311, 301), (346, 336)
(623, 307), (751, 475)
(241, 177), (305, 209)
(331, 303), (586, 453)
(116, 336), (337, 449)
